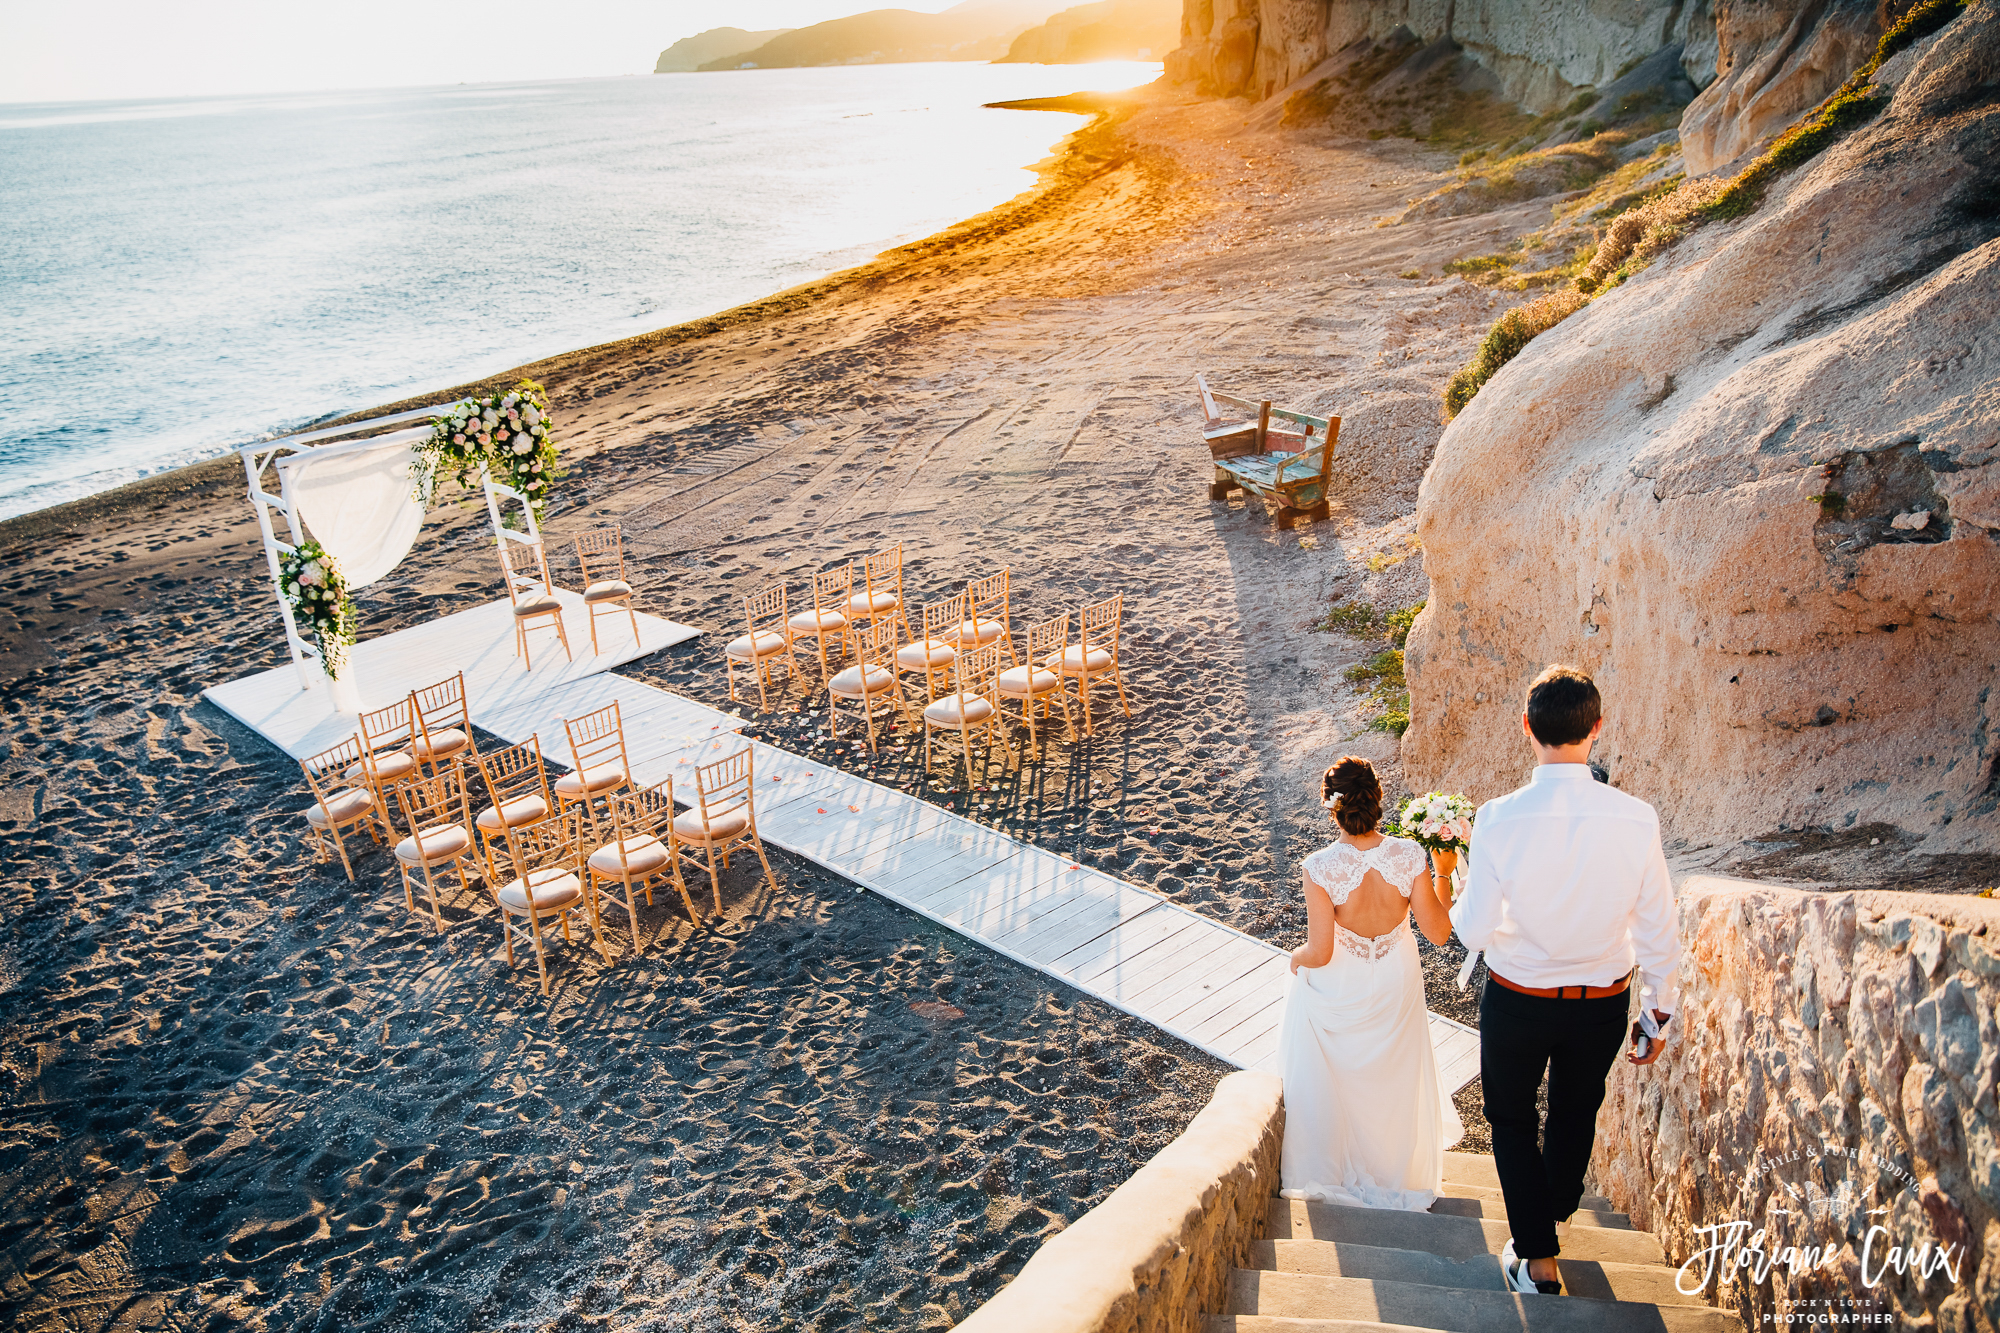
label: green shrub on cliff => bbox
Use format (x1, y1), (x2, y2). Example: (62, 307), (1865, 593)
(1443, 288), (1588, 417)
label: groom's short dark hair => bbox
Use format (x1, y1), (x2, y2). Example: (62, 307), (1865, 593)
(1526, 665), (1601, 746)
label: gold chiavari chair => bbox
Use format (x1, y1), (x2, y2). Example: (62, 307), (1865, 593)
(574, 528), (640, 655)
(495, 806), (606, 995)
(409, 670), (477, 778)
(920, 642), (1014, 781)
(827, 618), (909, 754)
(996, 613), (1074, 759)
(946, 568), (1017, 667)
(298, 735), (388, 881)
(473, 736), (554, 883)
(587, 779), (700, 948)
(497, 536), (573, 669)
(392, 761), (480, 933)
(786, 565), (852, 694)
(557, 701), (631, 834)
(1052, 593), (1132, 737)
(349, 697), (420, 833)
(894, 592), (962, 704)
(726, 583), (798, 714)
(846, 542), (912, 642)
(673, 746), (774, 907)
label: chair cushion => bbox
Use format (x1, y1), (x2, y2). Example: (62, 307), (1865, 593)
(828, 663), (895, 698)
(497, 867), (584, 913)
(996, 665), (1061, 697)
(394, 823), (471, 865)
(411, 727), (468, 760)
(923, 694), (995, 727)
(672, 807), (752, 843)
(302, 787), (373, 828)
(514, 593), (561, 617)
(727, 629), (790, 661)
(895, 639), (957, 670)
(554, 762), (626, 797)
(788, 609), (846, 634)
(476, 793), (549, 833)
(946, 618), (1006, 647)
(346, 751), (416, 784)
(846, 590), (900, 615)
(588, 834), (670, 877)
(1050, 645), (1114, 673)
(584, 580), (632, 603)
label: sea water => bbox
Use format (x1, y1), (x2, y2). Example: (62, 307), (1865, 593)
(0, 62), (1158, 521)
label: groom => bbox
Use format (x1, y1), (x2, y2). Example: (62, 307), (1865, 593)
(1449, 665), (1680, 1297)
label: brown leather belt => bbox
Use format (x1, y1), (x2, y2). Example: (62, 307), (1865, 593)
(1489, 968), (1632, 1000)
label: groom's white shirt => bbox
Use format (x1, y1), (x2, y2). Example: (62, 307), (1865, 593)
(1451, 763), (1680, 1013)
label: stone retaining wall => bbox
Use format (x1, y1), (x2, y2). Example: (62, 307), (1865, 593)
(954, 1069), (1284, 1333)
(1592, 876), (2000, 1332)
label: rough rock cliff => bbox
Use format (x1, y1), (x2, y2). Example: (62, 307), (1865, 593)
(1402, 5), (2000, 863)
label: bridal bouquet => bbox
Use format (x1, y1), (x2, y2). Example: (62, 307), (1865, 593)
(419, 379), (561, 516)
(279, 539), (356, 679)
(1397, 791), (1474, 854)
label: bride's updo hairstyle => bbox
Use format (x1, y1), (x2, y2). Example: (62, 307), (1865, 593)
(1321, 756), (1383, 836)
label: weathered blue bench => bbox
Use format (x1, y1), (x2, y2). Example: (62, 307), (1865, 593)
(1198, 376), (1340, 530)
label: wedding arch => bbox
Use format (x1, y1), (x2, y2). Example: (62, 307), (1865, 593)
(238, 401), (545, 698)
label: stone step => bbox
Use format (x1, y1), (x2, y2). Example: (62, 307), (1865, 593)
(1441, 1152), (1501, 1190)
(1427, 1194), (1632, 1229)
(1267, 1199), (1666, 1267)
(1440, 1180), (1617, 1214)
(1222, 1270), (1743, 1332)
(1258, 1239), (1712, 1307)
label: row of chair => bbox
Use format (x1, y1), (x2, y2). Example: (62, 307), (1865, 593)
(296, 679), (774, 993)
(495, 527), (641, 668)
(723, 549), (1132, 763)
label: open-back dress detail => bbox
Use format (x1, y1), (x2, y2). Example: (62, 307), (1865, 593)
(1279, 835), (1464, 1210)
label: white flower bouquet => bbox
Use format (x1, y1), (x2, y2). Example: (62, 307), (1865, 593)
(1396, 791), (1475, 855)
(278, 539), (356, 679)
(419, 378), (561, 516)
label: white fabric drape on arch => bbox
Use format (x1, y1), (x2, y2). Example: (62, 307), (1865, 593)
(280, 429), (429, 589)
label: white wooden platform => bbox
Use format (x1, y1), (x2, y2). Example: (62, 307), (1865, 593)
(203, 591), (701, 760)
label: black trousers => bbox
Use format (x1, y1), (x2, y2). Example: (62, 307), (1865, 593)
(1478, 980), (1630, 1260)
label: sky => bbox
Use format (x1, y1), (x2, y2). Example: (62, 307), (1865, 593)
(1, 0), (979, 105)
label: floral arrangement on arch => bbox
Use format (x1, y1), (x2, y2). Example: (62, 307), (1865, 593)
(420, 379), (560, 514)
(279, 539), (356, 679)
(1396, 791), (1475, 855)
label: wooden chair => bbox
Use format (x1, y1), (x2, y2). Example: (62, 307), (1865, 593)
(673, 746), (774, 908)
(846, 543), (912, 642)
(409, 670), (476, 777)
(495, 806), (607, 995)
(298, 735), (387, 881)
(574, 528), (640, 655)
(726, 584), (797, 713)
(787, 565), (853, 695)
(1207, 397), (1342, 530)
(946, 568), (1017, 667)
(894, 592), (962, 703)
(997, 614), (1074, 758)
(348, 698), (420, 832)
(392, 761), (480, 933)
(557, 701), (630, 834)
(473, 736), (554, 884)
(921, 642), (1014, 781)
(827, 619), (909, 754)
(587, 779), (700, 947)
(1052, 593), (1132, 737)
(497, 536), (573, 669)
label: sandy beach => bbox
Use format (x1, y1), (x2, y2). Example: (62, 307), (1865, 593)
(0, 84), (1551, 1327)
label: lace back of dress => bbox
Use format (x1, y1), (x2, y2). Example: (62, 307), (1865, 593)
(1334, 918), (1406, 961)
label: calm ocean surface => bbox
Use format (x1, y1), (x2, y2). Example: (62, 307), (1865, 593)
(0, 62), (1157, 521)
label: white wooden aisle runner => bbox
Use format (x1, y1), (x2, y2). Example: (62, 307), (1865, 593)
(485, 676), (1481, 1089)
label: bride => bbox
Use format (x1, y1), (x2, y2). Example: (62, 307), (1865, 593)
(1279, 755), (1463, 1209)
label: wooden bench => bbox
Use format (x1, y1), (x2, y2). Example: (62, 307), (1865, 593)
(1198, 376), (1340, 530)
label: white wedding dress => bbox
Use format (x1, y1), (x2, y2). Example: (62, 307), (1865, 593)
(1279, 835), (1464, 1210)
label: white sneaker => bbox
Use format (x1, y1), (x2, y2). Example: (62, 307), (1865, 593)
(1501, 1239), (1538, 1294)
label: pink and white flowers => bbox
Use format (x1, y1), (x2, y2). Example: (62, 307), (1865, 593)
(419, 379), (561, 516)
(278, 539), (355, 678)
(1397, 791), (1475, 854)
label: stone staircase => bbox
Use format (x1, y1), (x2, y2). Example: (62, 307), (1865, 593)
(1205, 1151), (1740, 1333)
